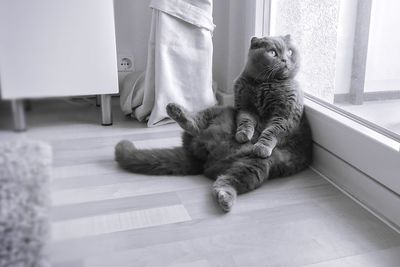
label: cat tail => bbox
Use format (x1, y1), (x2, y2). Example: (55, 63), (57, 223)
(115, 140), (203, 175)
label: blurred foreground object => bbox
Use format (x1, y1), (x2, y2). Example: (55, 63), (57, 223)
(0, 141), (52, 267)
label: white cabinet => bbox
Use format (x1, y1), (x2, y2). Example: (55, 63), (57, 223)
(0, 0), (118, 129)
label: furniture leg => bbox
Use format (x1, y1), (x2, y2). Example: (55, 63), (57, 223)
(11, 99), (26, 131)
(101, 95), (112, 126)
(96, 95), (101, 107)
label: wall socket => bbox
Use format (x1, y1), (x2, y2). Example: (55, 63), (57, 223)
(117, 54), (134, 72)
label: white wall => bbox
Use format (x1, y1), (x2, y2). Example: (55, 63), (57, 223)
(113, 0), (152, 79)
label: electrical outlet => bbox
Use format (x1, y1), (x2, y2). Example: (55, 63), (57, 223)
(117, 54), (134, 72)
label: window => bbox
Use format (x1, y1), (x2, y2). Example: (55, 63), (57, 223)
(260, 0), (400, 218)
(268, 0), (400, 141)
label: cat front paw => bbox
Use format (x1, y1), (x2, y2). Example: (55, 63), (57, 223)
(166, 103), (185, 123)
(235, 130), (251, 143)
(252, 143), (273, 158)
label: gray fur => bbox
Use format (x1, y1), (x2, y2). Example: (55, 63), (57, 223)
(115, 35), (312, 212)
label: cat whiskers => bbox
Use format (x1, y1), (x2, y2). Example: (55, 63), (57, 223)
(265, 62), (281, 80)
(255, 66), (273, 81)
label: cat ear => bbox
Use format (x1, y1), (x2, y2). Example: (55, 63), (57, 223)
(251, 36), (259, 44)
(283, 34), (291, 42)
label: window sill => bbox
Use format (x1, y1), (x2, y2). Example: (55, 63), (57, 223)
(305, 98), (400, 194)
(305, 97), (400, 230)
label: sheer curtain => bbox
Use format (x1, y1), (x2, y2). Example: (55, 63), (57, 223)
(121, 0), (216, 127)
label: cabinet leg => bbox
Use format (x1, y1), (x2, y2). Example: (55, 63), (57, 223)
(11, 99), (26, 131)
(101, 95), (112, 126)
(24, 100), (32, 111)
(96, 95), (101, 107)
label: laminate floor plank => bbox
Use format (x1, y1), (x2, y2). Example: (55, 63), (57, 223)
(304, 246), (400, 267)
(52, 204), (191, 241)
(51, 171), (148, 191)
(51, 175), (210, 206)
(50, 129), (181, 151)
(50, 196), (400, 265)
(51, 191), (182, 221)
(49, 201), (329, 263)
(53, 161), (119, 180)
(180, 182), (340, 220)
(52, 260), (84, 267)
(170, 260), (212, 267)
(61, 197), (400, 267)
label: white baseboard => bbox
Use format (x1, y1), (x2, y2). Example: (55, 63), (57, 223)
(311, 143), (400, 233)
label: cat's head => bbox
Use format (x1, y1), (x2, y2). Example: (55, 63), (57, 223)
(244, 35), (299, 81)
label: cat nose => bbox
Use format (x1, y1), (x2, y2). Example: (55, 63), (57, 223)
(281, 58), (287, 63)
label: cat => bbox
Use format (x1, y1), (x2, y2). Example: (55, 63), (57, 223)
(235, 35), (304, 158)
(115, 35), (312, 212)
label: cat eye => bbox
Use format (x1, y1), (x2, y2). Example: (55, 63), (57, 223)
(287, 49), (293, 56)
(267, 50), (277, 57)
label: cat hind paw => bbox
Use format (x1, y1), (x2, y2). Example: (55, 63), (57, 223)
(212, 187), (237, 212)
(166, 103), (186, 123)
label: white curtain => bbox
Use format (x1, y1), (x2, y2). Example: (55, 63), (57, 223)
(120, 0), (216, 127)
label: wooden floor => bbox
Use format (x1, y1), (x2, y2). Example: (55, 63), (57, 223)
(1, 98), (400, 267)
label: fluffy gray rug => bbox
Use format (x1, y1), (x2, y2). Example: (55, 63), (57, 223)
(0, 140), (51, 267)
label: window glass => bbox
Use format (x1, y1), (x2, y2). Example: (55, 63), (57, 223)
(269, 0), (400, 138)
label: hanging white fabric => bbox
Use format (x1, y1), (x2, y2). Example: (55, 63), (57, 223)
(120, 0), (216, 127)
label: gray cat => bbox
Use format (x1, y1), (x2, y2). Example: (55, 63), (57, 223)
(115, 35), (312, 212)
